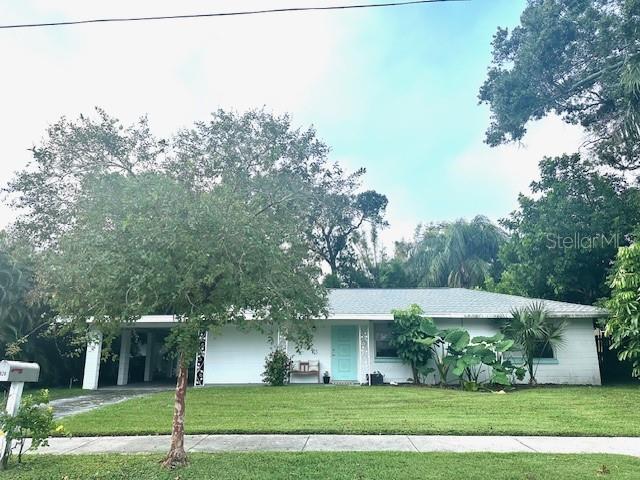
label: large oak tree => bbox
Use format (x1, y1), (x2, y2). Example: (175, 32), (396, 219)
(479, 0), (640, 170)
(496, 154), (640, 304)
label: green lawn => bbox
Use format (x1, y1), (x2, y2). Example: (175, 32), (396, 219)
(45, 387), (87, 401)
(59, 385), (640, 436)
(4, 453), (640, 480)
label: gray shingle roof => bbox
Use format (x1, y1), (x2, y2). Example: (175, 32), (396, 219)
(327, 288), (606, 319)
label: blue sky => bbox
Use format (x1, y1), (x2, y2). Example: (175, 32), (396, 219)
(0, 0), (584, 246)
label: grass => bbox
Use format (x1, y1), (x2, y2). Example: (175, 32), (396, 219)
(59, 385), (640, 437)
(45, 387), (87, 401)
(4, 453), (640, 480)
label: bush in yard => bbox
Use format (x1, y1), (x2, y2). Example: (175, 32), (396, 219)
(446, 332), (525, 389)
(605, 243), (640, 378)
(0, 389), (62, 470)
(502, 302), (566, 385)
(262, 349), (293, 386)
(391, 304), (435, 384)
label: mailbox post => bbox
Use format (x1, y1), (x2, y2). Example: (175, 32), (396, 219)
(0, 361), (40, 465)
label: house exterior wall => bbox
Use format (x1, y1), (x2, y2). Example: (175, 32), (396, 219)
(520, 318), (601, 385)
(201, 317), (601, 386)
(203, 326), (273, 384)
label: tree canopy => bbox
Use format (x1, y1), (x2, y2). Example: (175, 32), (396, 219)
(8, 108), (383, 467)
(399, 216), (506, 289)
(479, 0), (640, 170)
(494, 154), (640, 304)
(43, 170), (327, 467)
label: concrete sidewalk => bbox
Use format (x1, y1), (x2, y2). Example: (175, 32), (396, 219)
(29, 435), (640, 456)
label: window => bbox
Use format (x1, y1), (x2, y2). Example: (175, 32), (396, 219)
(533, 341), (554, 359)
(374, 322), (398, 358)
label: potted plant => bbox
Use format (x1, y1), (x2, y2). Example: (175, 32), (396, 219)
(322, 371), (331, 384)
(367, 371), (384, 385)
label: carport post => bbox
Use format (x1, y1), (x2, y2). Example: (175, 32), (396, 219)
(144, 332), (154, 382)
(117, 329), (132, 386)
(82, 329), (103, 390)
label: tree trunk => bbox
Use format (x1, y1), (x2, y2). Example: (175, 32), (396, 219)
(527, 355), (537, 386)
(162, 353), (189, 468)
(411, 363), (421, 384)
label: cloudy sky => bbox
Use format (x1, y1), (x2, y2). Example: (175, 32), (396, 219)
(0, 0), (584, 247)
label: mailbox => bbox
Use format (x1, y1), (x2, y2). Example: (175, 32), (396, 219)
(0, 360), (40, 383)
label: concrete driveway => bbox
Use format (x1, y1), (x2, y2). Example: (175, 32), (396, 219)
(51, 385), (172, 419)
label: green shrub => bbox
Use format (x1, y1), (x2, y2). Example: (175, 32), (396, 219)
(261, 349), (292, 386)
(391, 305), (435, 384)
(446, 332), (525, 388)
(606, 243), (640, 378)
(0, 389), (62, 469)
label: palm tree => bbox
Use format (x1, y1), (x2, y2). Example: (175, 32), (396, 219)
(502, 302), (566, 385)
(406, 216), (506, 288)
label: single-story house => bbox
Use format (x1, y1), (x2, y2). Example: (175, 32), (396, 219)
(81, 288), (606, 389)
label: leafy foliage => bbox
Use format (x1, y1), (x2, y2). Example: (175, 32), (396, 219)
(479, 0), (640, 170)
(44, 171), (327, 467)
(399, 216), (506, 288)
(311, 187), (388, 283)
(343, 227), (410, 288)
(446, 332), (524, 388)
(408, 310), (524, 388)
(0, 237), (83, 387)
(46, 172), (328, 352)
(390, 305), (434, 383)
(494, 154), (640, 304)
(0, 389), (62, 469)
(261, 349), (293, 386)
(605, 242), (640, 377)
(4, 108), (164, 247)
(9, 109), (360, 467)
(502, 302), (566, 385)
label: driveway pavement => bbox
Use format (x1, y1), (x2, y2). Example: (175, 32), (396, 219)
(29, 434), (640, 456)
(50, 385), (172, 419)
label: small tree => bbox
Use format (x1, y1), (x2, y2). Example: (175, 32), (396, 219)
(390, 305), (434, 383)
(502, 302), (566, 385)
(45, 173), (326, 467)
(605, 243), (640, 378)
(0, 389), (61, 470)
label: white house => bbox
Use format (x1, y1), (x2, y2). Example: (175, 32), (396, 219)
(82, 288), (605, 389)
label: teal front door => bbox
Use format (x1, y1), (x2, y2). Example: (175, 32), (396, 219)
(331, 325), (358, 381)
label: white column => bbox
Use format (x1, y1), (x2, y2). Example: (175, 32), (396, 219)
(82, 330), (103, 390)
(144, 332), (154, 382)
(359, 323), (371, 385)
(117, 329), (132, 386)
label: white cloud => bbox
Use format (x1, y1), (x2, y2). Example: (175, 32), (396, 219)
(0, 1), (588, 254)
(0, 0), (358, 227)
(448, 116), (586, 222)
